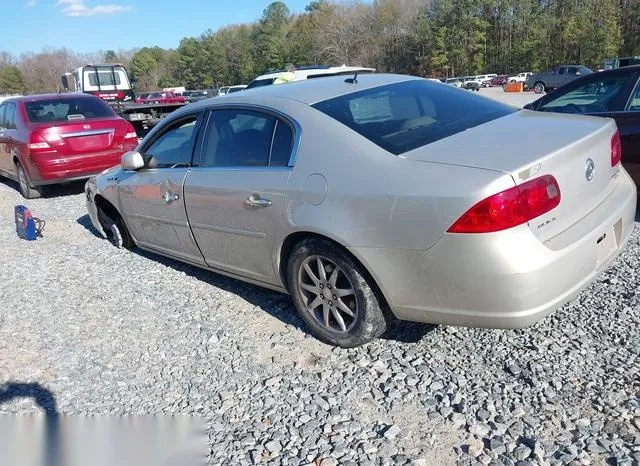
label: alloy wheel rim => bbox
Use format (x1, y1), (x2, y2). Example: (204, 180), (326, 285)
(298, 255), (358, 333)
(18, 167), (28, 193)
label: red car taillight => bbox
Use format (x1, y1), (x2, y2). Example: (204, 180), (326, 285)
(611, 130), (621, 167)
(447, 175), (561, 234)
(28, 133), (54, 153)
(124, 131), (138, 140)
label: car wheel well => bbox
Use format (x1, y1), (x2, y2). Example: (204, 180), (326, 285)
(279, 232), (391, 315)
(94, 194), (120, 223)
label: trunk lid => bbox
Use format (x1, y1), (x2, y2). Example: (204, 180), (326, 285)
(404, 110), (620, 242)
(34, 117), (131, 155)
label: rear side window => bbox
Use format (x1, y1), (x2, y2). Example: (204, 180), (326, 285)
(312, 79), (515, 155)
(25, 97), (114, 123)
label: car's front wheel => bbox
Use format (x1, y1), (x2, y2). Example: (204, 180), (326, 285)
(16, 162), (42, 199)
(287, 238), (388, 347)
(533, 82), (545, 94)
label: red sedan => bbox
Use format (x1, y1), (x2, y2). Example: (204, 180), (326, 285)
(0, 93), (138, 198)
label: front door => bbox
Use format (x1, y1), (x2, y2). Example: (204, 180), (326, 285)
(117, 113), (205, 265)
(184, 108), (296, 284)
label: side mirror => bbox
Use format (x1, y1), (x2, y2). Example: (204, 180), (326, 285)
(121, 150), (144, 171)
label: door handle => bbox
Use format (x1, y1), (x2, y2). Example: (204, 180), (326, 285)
(163, 191), (179, 203)
(244, 194), (272, 208)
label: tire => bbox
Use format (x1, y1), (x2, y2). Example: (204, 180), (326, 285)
(16, 162), (42, 199)
(98, 204), (134, 249)
(533, 82), (545, 94)
(287, 238), (388, 347)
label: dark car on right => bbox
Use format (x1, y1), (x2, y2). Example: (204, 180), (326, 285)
(524, 65), (640, 186)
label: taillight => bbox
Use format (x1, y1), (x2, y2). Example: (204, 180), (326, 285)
(447, 175), (561, 234)
(28, 133), (53, 152)
(611, 130), (621, 167)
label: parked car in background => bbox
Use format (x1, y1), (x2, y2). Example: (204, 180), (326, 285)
(476, 74), (498, 87)
(136, 91), (186, 104)
(445, 78), (464, 88)
(246, 65), (376, 90)
(226, 85), (247, 94)
(489, 75), (509, 87)
(0, 93), (138, 198)
(85, 74), (636, 347)
(183, 90), (213, 103)
(0, 93), (22, 104)
(603, 56), (640, 70)
(523, 65), (640, 186)
(526, 65), (593, 94)
(508, 72), (533, 84)
(462, 76), (481, 91)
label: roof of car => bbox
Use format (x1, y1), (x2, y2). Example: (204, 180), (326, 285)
(252, 65), (376, 81)
(182, 73), (419, 113)
(8, 92), (101, 103)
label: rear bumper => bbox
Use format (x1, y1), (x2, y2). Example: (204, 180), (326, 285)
(352, 168), (637, 329)
(27, 152), (124, 185)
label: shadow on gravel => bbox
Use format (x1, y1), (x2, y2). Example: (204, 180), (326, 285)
(76, 214), (103, 239)
(72, 222), (438, 345)
(0, 178), (85, 199)
(0, 382), (60, 466)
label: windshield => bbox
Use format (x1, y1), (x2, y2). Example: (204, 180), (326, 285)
(540, 75), (628, 113)
(312, 79), (515, 155)
(25, 97), (114, 123)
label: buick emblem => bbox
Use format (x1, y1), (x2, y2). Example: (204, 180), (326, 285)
(585, 158), (595, 181)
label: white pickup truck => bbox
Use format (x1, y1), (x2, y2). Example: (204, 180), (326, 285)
(508, 72), (533, 83)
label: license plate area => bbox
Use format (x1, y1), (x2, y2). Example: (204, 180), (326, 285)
(596, 219), (622, 266)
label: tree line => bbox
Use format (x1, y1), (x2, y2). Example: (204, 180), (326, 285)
(1, 0), (639, 94)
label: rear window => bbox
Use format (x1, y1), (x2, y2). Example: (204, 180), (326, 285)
(25, 97), (114, 123)
(88, 71), (121, 86)
(312, 79), (515, 155)
(246, 78), (275, 89)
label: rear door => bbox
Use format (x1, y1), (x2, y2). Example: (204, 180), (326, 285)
(0, 103), (10, 175)
(117, 112), (206, 265)
(184, 107), (295, 284)
(0, 102), (20, 176)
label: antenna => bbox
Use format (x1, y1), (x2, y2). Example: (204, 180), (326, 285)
(344, 71), (358, 84)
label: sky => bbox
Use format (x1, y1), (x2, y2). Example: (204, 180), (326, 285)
(3, 0), (313, 55)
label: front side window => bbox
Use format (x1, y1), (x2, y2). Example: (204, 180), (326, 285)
(143, 116), (198, 168)
(25, 97), (114, 123)
(540, 75), (629, 113)
(200, 109), (294, 167)
(312, 79), (515, 155)
(0, 104), (6, 128)
(558, 67), (566, 75)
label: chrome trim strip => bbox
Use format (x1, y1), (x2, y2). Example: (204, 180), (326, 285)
(190, 222), (266, 238)
(60, 129), (115, 138)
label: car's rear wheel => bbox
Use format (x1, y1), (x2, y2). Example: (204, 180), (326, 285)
(16, 162), (42, 199)
(534, 82), (545, 94)
(287, 238), (387, 347)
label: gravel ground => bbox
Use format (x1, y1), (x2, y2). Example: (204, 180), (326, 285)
(1, 143), (639, 464)
(478, 86), (540, 108)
